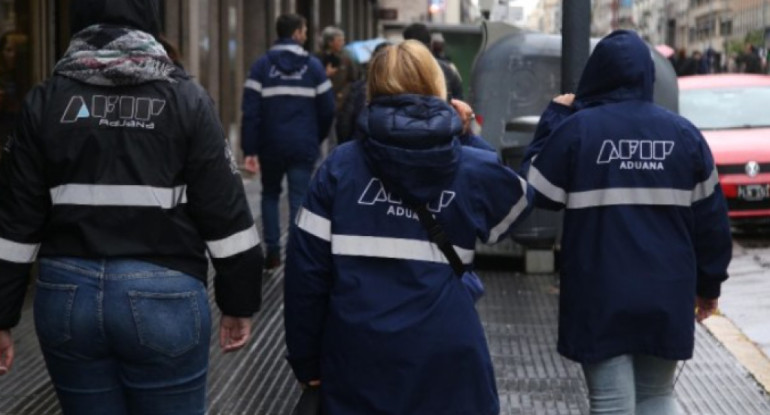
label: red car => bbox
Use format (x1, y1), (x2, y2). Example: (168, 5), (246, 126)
(679, 74), (770, 227)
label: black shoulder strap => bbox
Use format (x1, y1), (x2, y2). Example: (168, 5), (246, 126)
(412, 205), (465, 277)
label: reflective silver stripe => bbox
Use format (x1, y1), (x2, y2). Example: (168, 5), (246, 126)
(316, 80), (332, 95)
(50, 184), (187, 209)
(0, 237), (40, 263)
(262, 86), (316, 98)
(244, 79), (262, 93)
(270, 44), (308, 56)
(206, 226), (261, 259)
(528, 166), (566, 204)
(566, 187), (692, 209)
(692, 167), (719, 203)
(296, 207), (331, 242)
(331, 235), (475, 265)
(487, 176), (530, 244)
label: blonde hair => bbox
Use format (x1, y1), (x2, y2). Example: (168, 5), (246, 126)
(367, 39), (447, 101)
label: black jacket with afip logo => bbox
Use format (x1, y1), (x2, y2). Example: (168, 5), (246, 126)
(0, 42), (263, 330)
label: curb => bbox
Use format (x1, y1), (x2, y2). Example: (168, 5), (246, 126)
(703, 314), (770, 394)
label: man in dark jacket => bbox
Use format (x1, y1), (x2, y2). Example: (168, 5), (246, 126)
(736, 43), (763, 74)
(403, 23), (464, 100)
(241, 14), (335, 269)
(522, 30), (731, 414)
(0, 0), (263, 412)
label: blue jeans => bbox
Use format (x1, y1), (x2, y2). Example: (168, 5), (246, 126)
(582, 354), (681, 415)
(260, 158), (314, 254)
(34, 258), (211, 415)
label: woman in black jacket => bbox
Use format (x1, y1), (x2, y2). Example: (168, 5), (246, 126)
(0, 1), (263, 413)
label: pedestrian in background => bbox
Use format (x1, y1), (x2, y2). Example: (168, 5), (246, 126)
(403, 23), (464, 100)
(736, 43), (763, 74)
(0, 0), (264, 413)
(318, 26), (359, 116)
(284, 39), (532, 415)
(334, 41), (390, 144)
(522, 30), (732, 415)
(241, 14), (335, 270)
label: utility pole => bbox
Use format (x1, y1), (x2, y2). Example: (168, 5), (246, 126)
(561, 0), (591, 93)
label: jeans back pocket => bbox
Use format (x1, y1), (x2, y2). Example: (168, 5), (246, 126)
(128, 291), (202, 358)
(33, 281), (78, 348)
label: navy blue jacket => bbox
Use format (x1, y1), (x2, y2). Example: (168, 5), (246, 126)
(523, 30), (732, 364)
(284, 95), (532, 415)
(240, 39), (334, 162)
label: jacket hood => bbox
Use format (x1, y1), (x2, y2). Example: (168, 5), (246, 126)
(267, 39), (310, 74)
(70, 0), (161, 37)
(575, 30), (654, 107)
(361, 95), (463, 205)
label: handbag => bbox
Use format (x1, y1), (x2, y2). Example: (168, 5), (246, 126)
(413, 205), (485, 302)
(291, 385), (321, 415)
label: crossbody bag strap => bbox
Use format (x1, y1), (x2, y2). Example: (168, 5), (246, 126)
(412, 205), (465, 277)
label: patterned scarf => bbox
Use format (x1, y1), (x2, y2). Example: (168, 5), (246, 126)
(54, 24), (176, 86)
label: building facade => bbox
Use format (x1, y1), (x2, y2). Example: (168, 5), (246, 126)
(529, 0), (562, 33)
(0, 0), (378, 159)
(731, 0), (770, 41)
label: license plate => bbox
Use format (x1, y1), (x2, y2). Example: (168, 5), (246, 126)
(738, 184), (770, 201)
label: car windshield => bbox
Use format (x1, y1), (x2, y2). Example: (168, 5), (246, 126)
(679, 86), (770, 130)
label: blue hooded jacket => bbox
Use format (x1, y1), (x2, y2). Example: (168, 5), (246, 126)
(240, 39), (334, 162)
(284, 95), (532, 415)
(523, 30), (732, 363)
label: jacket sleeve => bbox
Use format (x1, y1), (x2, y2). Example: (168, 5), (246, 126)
(284, 158), (335, 383)
(471, 150), (533, 244)
(0, 86), (49, 329)
(520, 101), (574, 176)
(459, 133), (496, 152)
(691, 134), (732, 299)
(312, 60), (335, 142)
(240, 61), (263, 156)
(186, 90), (263, 317)
(525, 116), (578, 211)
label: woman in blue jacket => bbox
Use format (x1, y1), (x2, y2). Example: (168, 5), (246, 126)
(522, 30), (732, 415)
(284, 40), (532, 415)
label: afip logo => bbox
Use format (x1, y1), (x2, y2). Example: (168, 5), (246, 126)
(358, 178), (455, 219)
(269, 65), (307, 81)
(596, 139), (675, 170)
(61, 95), (166, 130)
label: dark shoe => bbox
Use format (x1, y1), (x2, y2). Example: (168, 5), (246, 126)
(264, 251), (281, 270)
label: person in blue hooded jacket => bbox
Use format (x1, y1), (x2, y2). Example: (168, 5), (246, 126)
(240, 13), (335, 270)
(521, 30), (732, 415)
(284, 40), (532, 415)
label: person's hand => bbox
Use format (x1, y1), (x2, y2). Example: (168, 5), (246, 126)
(306, 380), (321, 387)
(552, 93), (575, 107)
(325, 64), (338, 78)
(219, 315), (252, 352)
(0, 329), (13, 375)
(243, 156), (259, 175)
(450, 98), (474, 134)
(695, 296), (718, 322)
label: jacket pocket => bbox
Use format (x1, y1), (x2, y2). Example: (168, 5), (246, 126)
(34, 281), (77, 348)
(129, 290), (201, 357)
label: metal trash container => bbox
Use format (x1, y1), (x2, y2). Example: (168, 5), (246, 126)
(470, 21), (679, 268)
